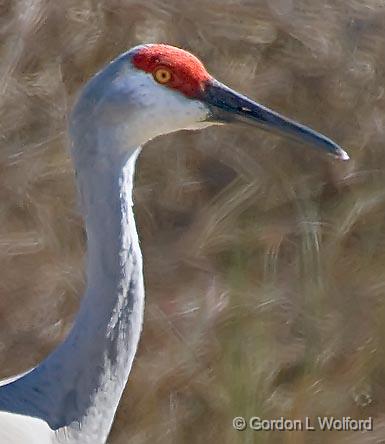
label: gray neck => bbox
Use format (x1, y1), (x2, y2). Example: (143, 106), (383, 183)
(55, 146), (144, 440)
(0, 144), (145, 443)
(61, 146), (145, 441)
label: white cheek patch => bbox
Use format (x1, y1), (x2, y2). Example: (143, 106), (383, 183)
(127, 71), (211, 135)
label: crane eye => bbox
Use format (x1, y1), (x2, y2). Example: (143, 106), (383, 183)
(153, 68), (172, 84)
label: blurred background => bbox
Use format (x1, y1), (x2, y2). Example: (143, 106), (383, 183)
(1, 0), (385, 442)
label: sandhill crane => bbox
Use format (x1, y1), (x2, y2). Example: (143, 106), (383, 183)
(0, 44), (349, 443)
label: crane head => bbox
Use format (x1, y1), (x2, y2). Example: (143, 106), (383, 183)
(71, 44), (348, 161)
(131, 44), (348, 159)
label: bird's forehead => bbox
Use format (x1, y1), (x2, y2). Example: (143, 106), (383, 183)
(132, 45), (209, 78)
(131, 44), (211, 97)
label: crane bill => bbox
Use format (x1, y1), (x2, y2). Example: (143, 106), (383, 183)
(203, 79), (349, 161)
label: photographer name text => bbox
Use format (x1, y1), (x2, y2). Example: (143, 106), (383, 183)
(232, 416), (373, 432)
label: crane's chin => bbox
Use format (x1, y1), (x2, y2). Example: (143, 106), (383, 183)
(202, 79), (349, 161)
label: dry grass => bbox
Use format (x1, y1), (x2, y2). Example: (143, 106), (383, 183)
(1, 0), (385, 442)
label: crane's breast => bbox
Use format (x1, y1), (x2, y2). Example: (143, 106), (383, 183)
(0, 411), (54, 444)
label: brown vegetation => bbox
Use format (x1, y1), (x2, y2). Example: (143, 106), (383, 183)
(1, 1), (385, 442)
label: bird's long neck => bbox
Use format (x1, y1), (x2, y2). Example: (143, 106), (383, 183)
(52, 146), (145, 441)
(1, 145), (145, 442)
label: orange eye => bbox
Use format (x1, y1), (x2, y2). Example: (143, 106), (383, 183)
(153, 68), (172, 84)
